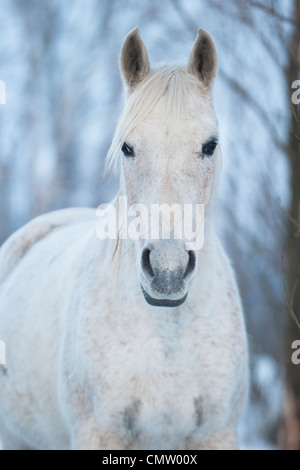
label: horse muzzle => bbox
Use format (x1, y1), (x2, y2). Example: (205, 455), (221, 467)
(139, 240), (196, 308)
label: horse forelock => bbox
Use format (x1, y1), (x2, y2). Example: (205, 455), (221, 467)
(105, 65), (211, 174)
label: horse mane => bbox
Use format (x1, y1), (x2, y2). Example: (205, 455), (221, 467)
(105, 64), (210, 174)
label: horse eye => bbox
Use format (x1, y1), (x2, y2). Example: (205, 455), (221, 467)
(121, 142), (134, 157)
(202, 140), (218, 157)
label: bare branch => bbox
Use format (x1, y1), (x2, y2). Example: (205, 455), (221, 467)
(281, 254), (300, 330)
(246, 0), (300, 26)
(279, 202), (300, 237)
(219, 70), (286, 151)
(290, 106), (300, 143)
(290, 132), (300, 144)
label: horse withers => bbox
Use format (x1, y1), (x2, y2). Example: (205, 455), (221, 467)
(0, 28), (248, 450)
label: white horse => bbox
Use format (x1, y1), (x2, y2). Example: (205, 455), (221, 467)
(0, 28), (248, 450)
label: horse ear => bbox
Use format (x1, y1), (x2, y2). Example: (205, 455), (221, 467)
(188, 29), (217, 87)
(120, 27), (150, 92)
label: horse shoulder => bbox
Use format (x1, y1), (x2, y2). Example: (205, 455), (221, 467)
(0, 207), (95, 284)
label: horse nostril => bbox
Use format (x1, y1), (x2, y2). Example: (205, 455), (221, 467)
(141, 248), (154, 280)
(183, 250), (196, 280)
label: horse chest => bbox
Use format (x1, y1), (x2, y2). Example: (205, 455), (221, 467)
(102, 366), (203, 449)
(94, 331), (226, 449)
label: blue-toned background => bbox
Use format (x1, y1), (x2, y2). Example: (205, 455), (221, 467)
(1, 0), (299, 449)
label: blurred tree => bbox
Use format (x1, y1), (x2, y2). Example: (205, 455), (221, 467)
(211, 0), (300, 449)
(8, 0), (119, 223)
(280, 0), (300, 450)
